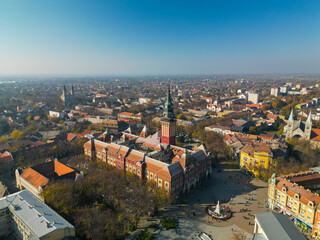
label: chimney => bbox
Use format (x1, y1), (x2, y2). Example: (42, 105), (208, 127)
(46, 222), (50, 228)
(110, 135), (114, 142)
(42, 211), (45, 215)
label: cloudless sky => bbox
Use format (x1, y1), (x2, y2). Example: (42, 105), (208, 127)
(0, 0), (319, 75)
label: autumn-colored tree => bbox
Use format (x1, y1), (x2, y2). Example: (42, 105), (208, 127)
(177, 114), (187, 120)
(10, 130), (24, 140)
(0, 136), (7, 143)
(42, 163), (167, 240)
(26, 115), (32, 124)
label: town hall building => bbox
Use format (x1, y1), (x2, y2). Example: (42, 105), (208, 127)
(83, 85), (212, 195)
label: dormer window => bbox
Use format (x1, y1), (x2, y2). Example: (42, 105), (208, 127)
(282, 187), (287, 192)
(309, 202), (314, 207)
(294, 194), (300, 199)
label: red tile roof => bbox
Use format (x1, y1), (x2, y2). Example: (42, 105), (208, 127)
(20, 168), (49, 189)
(311, 128), (320, 142)
(0, 151), (13, 163)
(276, 175), (320, 205)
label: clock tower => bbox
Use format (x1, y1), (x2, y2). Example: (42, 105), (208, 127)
(161, 84), (176, 145)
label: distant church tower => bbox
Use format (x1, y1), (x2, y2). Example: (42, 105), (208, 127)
(71, 85), (75, 97)
(161, 84), (176, 145)
(284, 109), (312, 140)
(305, 111), (312, 139)
(61, 85), (75, 106)
(61, 86), (67, 103)
(286, 109), (294, 139)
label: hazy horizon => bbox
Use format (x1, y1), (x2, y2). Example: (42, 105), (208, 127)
(0, 0), (319, 75)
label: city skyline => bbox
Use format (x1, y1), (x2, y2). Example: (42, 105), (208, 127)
(0, 0), (319, 75)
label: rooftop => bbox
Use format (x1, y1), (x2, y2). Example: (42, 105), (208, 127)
(254, 211), (305, 240)
(0, 190), (74, 238)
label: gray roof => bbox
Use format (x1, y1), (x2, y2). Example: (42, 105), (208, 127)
(0, 190), (74, 238)
(254, 211), (305, 240)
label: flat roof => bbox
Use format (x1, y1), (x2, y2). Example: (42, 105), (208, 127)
(255, 211), (305, 240)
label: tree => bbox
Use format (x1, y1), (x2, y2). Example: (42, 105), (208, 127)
(0, 136), (7, 143)
(10, 130), (24, 140)
(249, 126), (257, 135)
(277, 123), (285, 135)
(26, 115), (32, 124)
(177, 114), (187, 120)
(42, 163), (165, 240)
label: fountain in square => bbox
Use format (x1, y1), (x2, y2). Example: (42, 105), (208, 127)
(205, 201), (231, 220)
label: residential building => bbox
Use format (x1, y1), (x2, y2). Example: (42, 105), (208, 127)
(253, 211), (305, 240)
(280, 86), (288, 94)
(0, 189), (75, 239)
(248, 92), (260, 104)
(268, 172), (320, 237)
(0, 151), (13, 163)
(49, 111), (65, 119)
(205, 119), (254, 135)
(117, 112), (142, 123)
(139, 97), (151, 104)
(270, 87), (279, 97)
(87, 116), (129, 133)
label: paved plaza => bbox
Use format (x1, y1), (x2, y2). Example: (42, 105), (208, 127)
(140, 166), (269, 240)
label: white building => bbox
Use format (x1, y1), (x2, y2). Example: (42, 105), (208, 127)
(270, 87), (279, 97)
(0, 190), (75, 239)
(254, 211), (305, 240)
(248, 92), (260, 104)
(49, 111), (64, 119)
(139, 97), (151, 104)
(280, 86), (288, 94)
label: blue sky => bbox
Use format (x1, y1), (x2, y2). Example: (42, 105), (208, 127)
(0, 0), (319, 75)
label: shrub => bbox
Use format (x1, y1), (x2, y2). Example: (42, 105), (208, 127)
(160, 217), (177, 229)
(137, 229), (154, 240)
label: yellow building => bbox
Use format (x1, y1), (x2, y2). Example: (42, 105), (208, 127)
(240, 142), (274, 175)
(268, 172), (320, 237)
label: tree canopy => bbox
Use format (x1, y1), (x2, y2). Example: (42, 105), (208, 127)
(42, 163), (169, 240)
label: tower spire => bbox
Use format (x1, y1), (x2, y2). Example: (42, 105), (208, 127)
(160, 84), (176, 145)
(163, 83), (175, 119)
(306, 111), (312, 124)
(288, 109), (294, 122)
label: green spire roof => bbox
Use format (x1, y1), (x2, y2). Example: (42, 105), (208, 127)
(163, 84), (175, 119)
